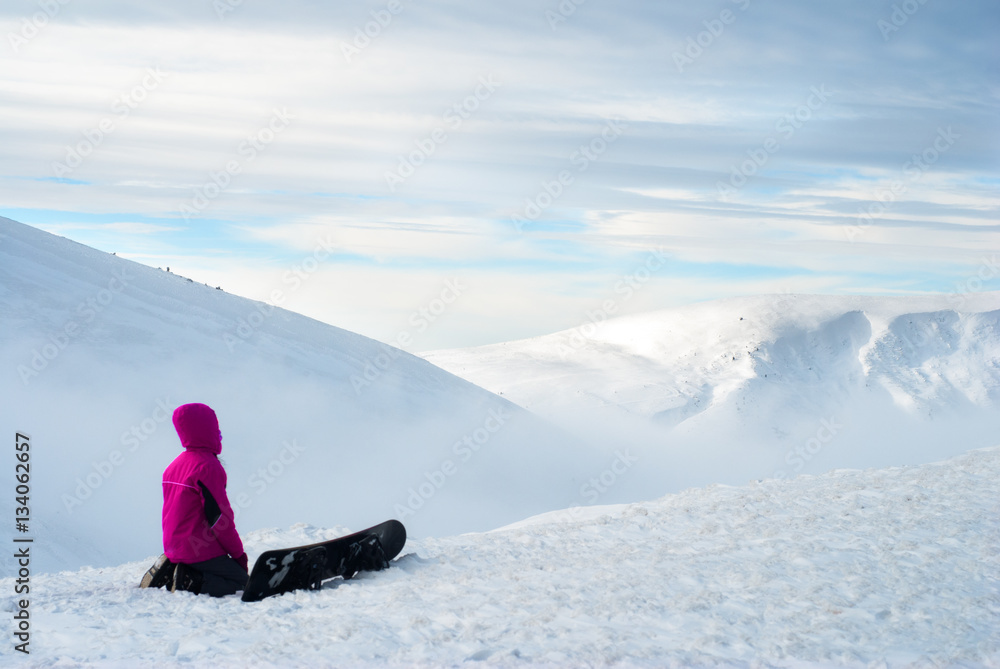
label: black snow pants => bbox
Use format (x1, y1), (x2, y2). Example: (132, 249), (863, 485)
(189, 555), (249, 597)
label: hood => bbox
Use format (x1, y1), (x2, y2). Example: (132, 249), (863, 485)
(172, 403), (222, 454)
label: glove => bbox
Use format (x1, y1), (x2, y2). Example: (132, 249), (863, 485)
(235, 552), (249, 573)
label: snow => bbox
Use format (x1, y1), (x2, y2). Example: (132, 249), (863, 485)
(423, 292), (1000, 488)
(423, 293), (1000, 426)
(3, 446), (998, 667)
(0, 216), (600, 575)
(1, 217), (999, 666)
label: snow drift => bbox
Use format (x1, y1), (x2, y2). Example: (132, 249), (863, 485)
(2, 446), (997, 667)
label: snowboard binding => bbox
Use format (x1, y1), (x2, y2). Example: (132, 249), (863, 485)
(341, 535), (389, 580)
(294, 546), (327, 592)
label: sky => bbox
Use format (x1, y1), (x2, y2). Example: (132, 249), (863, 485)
(1, 0), (997, 350)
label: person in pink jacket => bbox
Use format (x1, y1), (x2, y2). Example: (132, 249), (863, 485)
(140, 402), (249, 596)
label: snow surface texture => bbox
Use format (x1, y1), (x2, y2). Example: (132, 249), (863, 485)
(2, 446), (998, 668)
(424, 292), (1000, 489)
(0, 216), (597, 574)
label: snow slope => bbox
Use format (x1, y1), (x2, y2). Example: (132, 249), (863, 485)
(424, 292), (1000, 486)
(3, 446), (997, 668)
(3, 216), (998, 666)
(0, 216), (599, 575)
(4, 214), (1000, 579)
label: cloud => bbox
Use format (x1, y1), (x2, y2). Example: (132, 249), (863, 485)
(1, 0), (997, 346)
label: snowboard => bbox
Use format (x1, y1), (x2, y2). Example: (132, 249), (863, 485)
(241, 519), (406, 602)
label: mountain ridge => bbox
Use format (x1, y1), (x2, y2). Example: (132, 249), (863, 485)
(0, 216), (596, 574)
(423, 292), (1000, 421)
(423, 291), (1000, 486)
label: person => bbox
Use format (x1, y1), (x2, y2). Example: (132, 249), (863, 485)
(140, 402), (249, 596)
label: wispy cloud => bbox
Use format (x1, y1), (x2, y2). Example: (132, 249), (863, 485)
(1, 0), (997, 347)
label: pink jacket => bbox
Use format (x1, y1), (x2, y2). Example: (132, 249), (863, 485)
(162, 403), (245, 564)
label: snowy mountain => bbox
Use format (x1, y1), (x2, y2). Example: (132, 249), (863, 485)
(424, 292), (1000, 486)
(0, 216), (599, 575)
(2, 217), (999, 666)
(4, 214), (1000, 580)
(4, 446), (998, 667)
